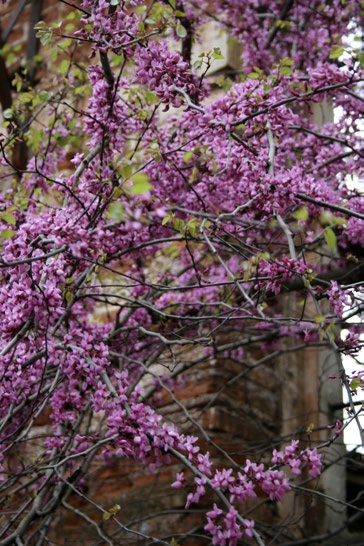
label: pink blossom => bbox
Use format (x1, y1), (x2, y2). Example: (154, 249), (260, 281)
(171, 472), (185, 489)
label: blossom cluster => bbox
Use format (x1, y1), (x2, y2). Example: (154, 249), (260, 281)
(134, 40), (202, 107)
(173, 440), (321, 543)
(208, 0), (358, 72)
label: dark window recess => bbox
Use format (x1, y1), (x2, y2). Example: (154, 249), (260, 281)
(346, 451), (364, 533)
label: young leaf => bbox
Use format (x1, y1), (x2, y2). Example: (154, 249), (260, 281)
(103, 504), (121, 520)
(58, 59), (70, 75)
(1, 229), (16, 239)
(350, 377), (361, 391)
(314, 315), (326, 326)
(193, 60), (203, 70)
(292, 207), (309, 221)
(329, 45), (344, 59)
(324, 227), (337, 252)
(279, 66), (293, 75)
(106, 202), (125, 222)
(1, 211), (16, 225)
(176, 22), (187, 39)
(306, 423), (315, 434)
(212, 47), (224, 60)
(183, 151), (194, 163)
(65, 291), (73, 303)
(130, 173), (152, 195)
(281, 57), (294, 66)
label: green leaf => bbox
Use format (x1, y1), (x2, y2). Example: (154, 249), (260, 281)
(18, 199), (29, 210)
(66, 10), (77, 20)
(183, 151), (194, 163)
(247, 72), (260, 79)
(279, 66), (293, 75)
(320, 210), (334, 225)
(350, 377), (361, 391)
(106, 202), (124, 221)
(58, 59), (69, 75)
(120, 164), (132, 179)
(1, 229), (15, 239)
(292, 207), (309, 221)
(303, 269), (316, 287)
(276, 19), (291, 30)
(1, 211), (16, 225)
(137, 110), (148, 120)
(162, 213), (173, 226)
(112, 187), (123, 199)
(39, 31), (53, 47)
(173, 218), (186, 234)
(113, 53), (124, 67)
(103, 504), (121, 520)
(330, 215), (347, 227)
(329, 45), (344, 59)
(281, 57), (294, 66)
(33, 21), (46, 31)
(65, 291), (73, 303)
(189, 166), (198, 184)
(187, 217), (198, 236)
(176, 21), (187, 39)
(306, 423), (314, 434)
(3, 108), (14, 120)
(130, 173), (152, 195)
(19, 92), (36, 105)
(357, 51), (364, 69)
(165, 243), (179, 259)
(212, 47), (224, 60)
(314, 314), (326, 325)
(324, 227), (337, 252)
(38, 90), (50, 102)
(145, 89), (158, 105)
